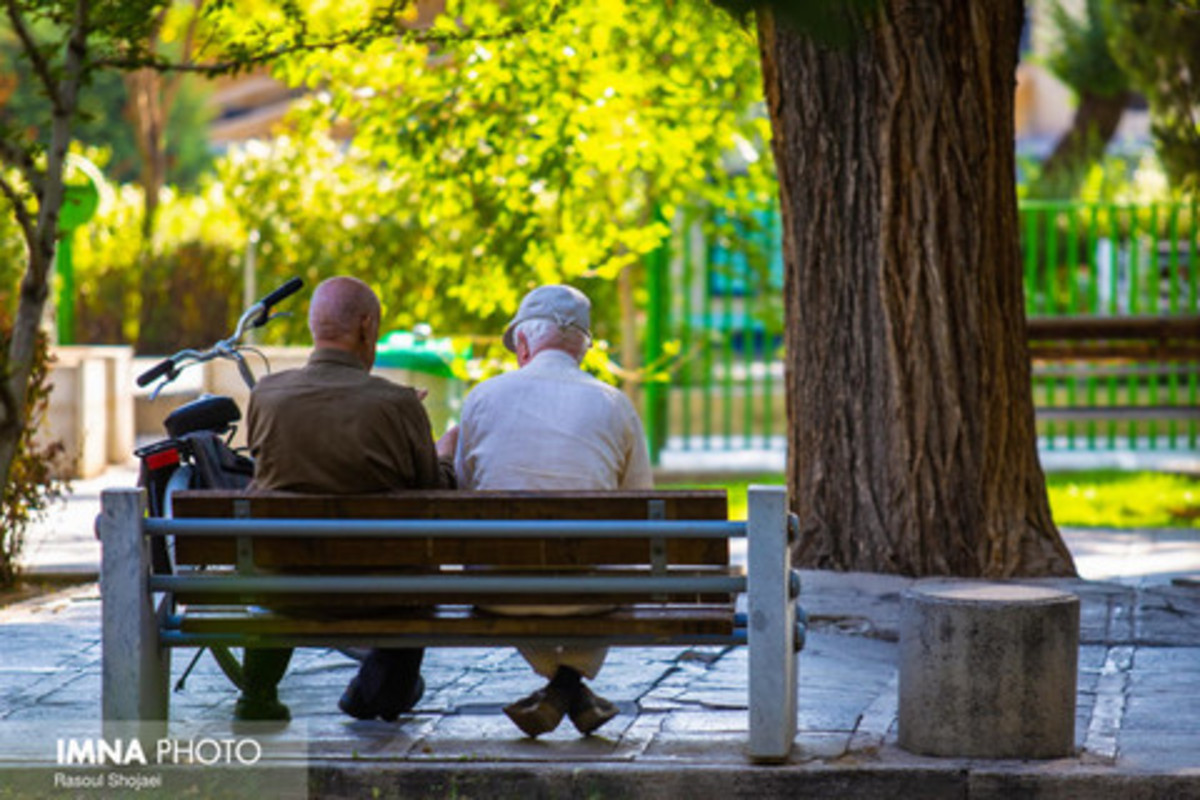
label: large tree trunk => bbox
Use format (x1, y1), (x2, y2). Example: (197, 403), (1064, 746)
(758, 1), (1075, 577)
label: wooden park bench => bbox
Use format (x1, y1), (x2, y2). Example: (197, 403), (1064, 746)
(1027, 314), (1200, 425)
(96, 486), (804, 762)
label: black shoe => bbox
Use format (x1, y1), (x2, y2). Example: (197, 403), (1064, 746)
(568, 684), (619, 735)
(339, 675), (425, 722)
(503, 685), (570, 737)
(234, 695), (290, 722)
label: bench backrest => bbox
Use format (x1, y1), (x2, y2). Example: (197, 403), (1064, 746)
(165, 489), (733, 607)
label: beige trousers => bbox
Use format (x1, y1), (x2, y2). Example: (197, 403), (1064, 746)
(483, 602), (614, 681)
(518, 645), (607, 680)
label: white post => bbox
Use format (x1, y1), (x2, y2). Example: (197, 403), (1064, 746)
(747, 484), (796, 762)
(97, 488), (168, 724)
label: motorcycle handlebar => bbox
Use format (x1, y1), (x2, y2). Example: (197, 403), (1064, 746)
(136, 358), (175, 388)
(138, 278), (302, 390)
(261, 277), (304, 310)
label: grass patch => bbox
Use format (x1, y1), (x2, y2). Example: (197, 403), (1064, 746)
(662, 470), (1200, 529)
(1045, 470), (1200, 529)
(660, 474), (783, 521)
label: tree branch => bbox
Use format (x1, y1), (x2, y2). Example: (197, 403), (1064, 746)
(4, 0), (64, 111)
(91, 4), (568, 75)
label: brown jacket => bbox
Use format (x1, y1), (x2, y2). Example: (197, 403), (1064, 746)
(246, 348), (454, 493)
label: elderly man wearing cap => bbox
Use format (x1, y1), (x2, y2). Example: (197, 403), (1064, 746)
(452, 284), (653, 737)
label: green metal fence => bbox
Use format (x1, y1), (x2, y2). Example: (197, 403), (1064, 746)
(643, 199), (1200, 464)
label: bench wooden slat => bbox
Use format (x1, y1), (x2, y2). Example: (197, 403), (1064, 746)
(173, 537), (727, 568)
(175, 592), (732, 605)
(170, 491), (731, 569)
(1036, 405), (1200, 421)
(172, 564), (741, 606)
(178, 604), (736, 638)
(170, 490), (729, 519)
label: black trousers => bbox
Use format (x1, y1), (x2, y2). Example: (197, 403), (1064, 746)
(348, 648), (425, 709)
(242, 647), (424, 706)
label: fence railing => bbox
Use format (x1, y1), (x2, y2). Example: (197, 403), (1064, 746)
(643, 199), (1200, 464)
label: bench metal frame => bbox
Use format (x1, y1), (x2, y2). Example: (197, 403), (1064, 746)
(97, 486), (800, 762)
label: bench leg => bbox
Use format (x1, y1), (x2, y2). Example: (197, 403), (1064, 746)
(98, 489), (169, 727)
(747, 485), (796, 762)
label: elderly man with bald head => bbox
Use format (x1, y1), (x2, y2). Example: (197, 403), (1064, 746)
(240, 276), (455, 723)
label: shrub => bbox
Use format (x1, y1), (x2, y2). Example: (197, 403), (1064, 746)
(0, 328), (67, 588)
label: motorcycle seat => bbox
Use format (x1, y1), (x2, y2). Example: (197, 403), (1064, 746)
(165, 394), (241, 438)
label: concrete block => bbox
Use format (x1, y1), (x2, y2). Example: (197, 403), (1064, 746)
(98, 346), (135, 462)
(42, 348), (109, 478)
(898, 580), (1080, 759)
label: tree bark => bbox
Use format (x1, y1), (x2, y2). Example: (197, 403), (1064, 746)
(125, 66), (168, 240)
(1034, 89), (1131, 198)
(758, 0), (1075, 577)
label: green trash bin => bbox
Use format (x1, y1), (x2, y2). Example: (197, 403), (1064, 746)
(374, 326), (465, 435)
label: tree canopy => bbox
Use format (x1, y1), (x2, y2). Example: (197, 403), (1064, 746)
(1105, 0), (1200, 190)
(224, 0), (773, 346)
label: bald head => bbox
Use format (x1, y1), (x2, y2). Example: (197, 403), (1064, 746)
(308, 277), (381, 369)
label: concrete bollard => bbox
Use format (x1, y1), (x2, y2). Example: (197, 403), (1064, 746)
(898, 580), (1080, 759)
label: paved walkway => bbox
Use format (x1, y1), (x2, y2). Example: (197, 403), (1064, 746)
(5, 465), (1200, 798)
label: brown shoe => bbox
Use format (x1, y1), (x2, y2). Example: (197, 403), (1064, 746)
(503, 686), (570, 737)
(568, 685), (618, 735)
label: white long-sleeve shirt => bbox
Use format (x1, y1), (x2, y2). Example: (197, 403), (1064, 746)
(454, 349), (653, 491)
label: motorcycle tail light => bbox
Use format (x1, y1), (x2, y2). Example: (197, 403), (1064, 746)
(146, 447), (181, 470)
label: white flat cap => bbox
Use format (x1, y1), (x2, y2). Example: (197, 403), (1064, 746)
(502, 284), (592, 352)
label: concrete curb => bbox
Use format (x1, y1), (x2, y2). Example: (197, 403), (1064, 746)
(309, 761), (1200, 800)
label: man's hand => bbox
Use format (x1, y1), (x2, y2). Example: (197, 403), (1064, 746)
(436, 424), (460, 460)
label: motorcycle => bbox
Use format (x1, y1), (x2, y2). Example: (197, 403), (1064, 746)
(133, 278), (303, 690)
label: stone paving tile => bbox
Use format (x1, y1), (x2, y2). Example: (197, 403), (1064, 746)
(1117, 731), (1200, 770)
(639, 731), (752, 762)
(411, 714), (630, 762)
(1127, 671), (1200, 693)
(661, 709), (747, 733)
(797, 694), (867, 733)
(1136, 586), (1200, 645)
(1078, 644), (1108, 673)
(1122, 694), (1200, 731)
(795, 730), (854, 761)
(1131, 646), (1200, 672)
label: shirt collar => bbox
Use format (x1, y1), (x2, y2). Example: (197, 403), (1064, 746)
(308, 347), (368, 371)
(526, 349), (581, 370)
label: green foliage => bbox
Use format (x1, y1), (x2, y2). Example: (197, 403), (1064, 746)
(0, 174), (27, 310)
(1044, 0), (1129, 98)
(0, 327), (66, 588)
(216, 134), (424, 343)
(663, 471), (1200, 529)
(1104, 0), (1200, 190)
(1045, 470), (1200, 529)
(70, 178), (247, 350)
(249, 0), (773, 354)
(0, 33), (214, 188)
(1020, 148), (1186, 205)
